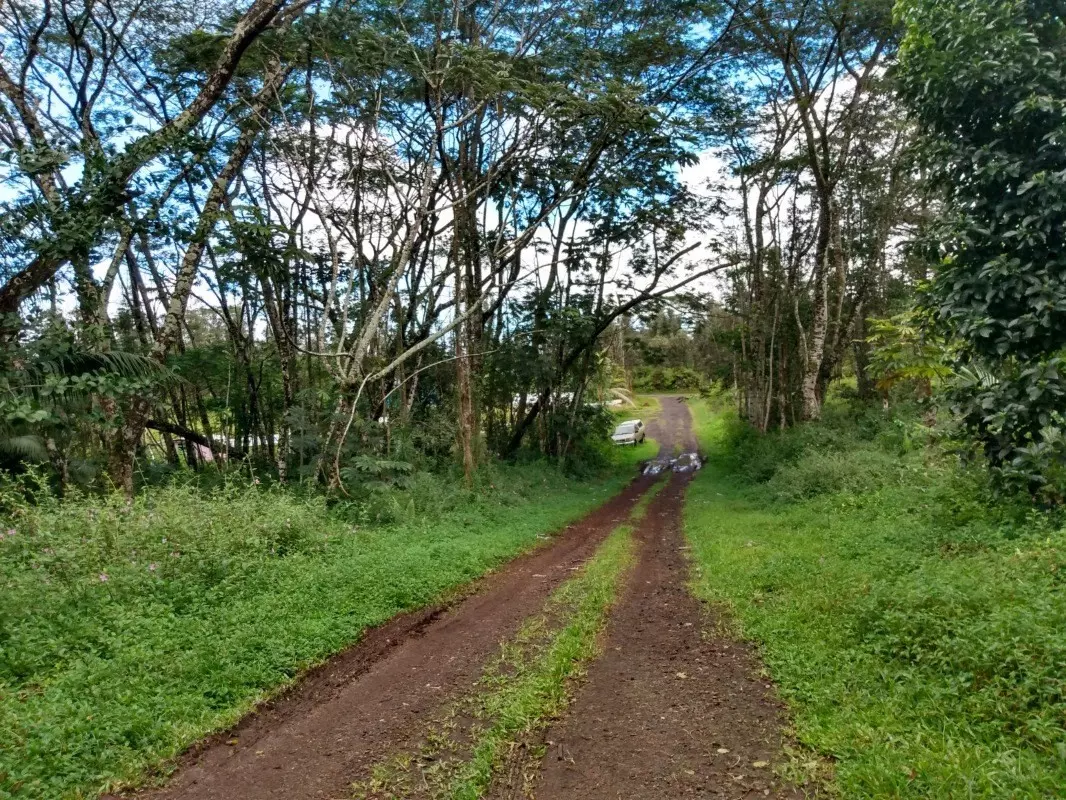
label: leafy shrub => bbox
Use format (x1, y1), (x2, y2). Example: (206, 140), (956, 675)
(897, 0), (1066, 500)
(632, 365), (706, 393)
(765, 447), (903, 503)
(697, 381), (736, 413)
(393, 406), (459, 469)
(720, 399), (927, 488)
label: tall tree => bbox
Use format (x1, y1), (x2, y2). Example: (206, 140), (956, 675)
(897, 0), (1066, 497)
(717, 0), (904, 428)
(0, 0), (307, 330)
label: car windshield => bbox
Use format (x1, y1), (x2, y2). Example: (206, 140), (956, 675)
(615, 424), (637, 434)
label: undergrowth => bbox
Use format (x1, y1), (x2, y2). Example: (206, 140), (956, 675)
(684, 398), (1066, 798)
(0, 459), (636, 799)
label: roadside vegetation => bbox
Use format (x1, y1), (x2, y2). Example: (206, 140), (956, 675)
(2, 0), (1065, 797)
(608, 437), (658, 471)
(678, 10), (1066, 792)
(685, 397), (1066, 797)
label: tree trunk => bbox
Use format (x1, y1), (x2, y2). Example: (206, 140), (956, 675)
(454, 313), (477, 485)
(854, 314), (876, 402)
(801, 201), (835, 421)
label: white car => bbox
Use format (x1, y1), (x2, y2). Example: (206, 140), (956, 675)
(611, 419), (646, 446)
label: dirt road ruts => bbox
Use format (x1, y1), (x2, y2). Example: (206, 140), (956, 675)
(122, 476), (658, 800)
(522, 398), (802, 800)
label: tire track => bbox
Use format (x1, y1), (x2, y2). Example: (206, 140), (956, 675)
(121, 476), (658, 800)
(513, 397), (802, 800)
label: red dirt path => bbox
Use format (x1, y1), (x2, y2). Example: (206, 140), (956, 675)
(500, 397), (802, 799)
(122, 475), (656, 800)
(122, 396), (801, 800)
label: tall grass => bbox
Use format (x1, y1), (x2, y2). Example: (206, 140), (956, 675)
(684, 399), (1066, 798)
(0, 461), (634, 799)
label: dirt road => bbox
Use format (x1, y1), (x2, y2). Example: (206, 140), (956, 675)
(126, 478), (655, 800)
(125, 397), (798, 800)
(519, 398), (800, 799)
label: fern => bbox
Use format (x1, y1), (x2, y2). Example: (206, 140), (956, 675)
(1, 342), (177, 473)
(0, 433), (47, 463)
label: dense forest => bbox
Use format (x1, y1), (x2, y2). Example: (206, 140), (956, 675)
(0, 0), (733, 495)
(3, 0), (1062, 500)
(3, 0), (1066, 798)
(0, 0), (902, 492)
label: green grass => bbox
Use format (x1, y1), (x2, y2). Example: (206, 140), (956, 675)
(608, 437), (659, 470)
(683, 399), (1066, 798)
(0, 463), (635, 800)
(609, 393), (661, 422)
(633, 394), (663, 416)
